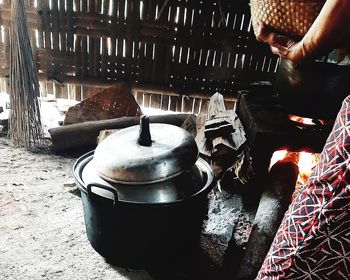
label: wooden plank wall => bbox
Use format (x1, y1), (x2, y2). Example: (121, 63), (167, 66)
(0, 0), (278, 113)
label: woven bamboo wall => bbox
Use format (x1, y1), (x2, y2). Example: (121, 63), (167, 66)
(0, 0), (278, 113)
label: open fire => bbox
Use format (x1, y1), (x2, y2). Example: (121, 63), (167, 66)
(288, 114), (331, 128)
(269, 150), (320, 188)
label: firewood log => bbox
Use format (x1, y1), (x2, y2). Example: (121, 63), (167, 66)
(49, 114), (193, 154)
(236, 156), (299, 280)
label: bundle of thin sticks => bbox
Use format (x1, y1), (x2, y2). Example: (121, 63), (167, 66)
(9, 0), (43, 149)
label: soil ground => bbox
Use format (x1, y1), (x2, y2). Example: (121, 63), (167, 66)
(0, 137), (155, 280)
(0, 134), (253, 280)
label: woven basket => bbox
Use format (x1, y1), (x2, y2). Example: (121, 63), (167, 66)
(250, 0), (326, 38)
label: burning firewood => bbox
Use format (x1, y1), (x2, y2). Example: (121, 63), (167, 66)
(236, 154), (299, 279)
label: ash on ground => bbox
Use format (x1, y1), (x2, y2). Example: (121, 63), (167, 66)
(201, 186), (257, 269)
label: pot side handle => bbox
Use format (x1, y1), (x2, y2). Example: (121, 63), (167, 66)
(87, 183), (119, 206)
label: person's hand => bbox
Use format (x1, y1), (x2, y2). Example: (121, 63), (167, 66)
(256, 24), (308, 64)
(256, 0), (350, 64)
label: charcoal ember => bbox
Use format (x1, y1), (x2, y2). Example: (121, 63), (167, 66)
(64, 83), (142, 125)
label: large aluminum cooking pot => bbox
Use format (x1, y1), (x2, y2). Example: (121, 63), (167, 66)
(73, 116), (214, 268)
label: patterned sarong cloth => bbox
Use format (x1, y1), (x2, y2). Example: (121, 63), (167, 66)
(257, 95), (350, 279)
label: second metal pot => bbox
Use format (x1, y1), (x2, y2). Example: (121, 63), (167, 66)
(275, 58), (350, 119)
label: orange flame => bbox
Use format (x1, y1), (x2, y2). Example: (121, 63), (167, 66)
(269, 150), (320, 188)
(296, 152), (320, 187)
(288, 115), (315, 125)
(269, 150), (288, 169)
(288, 114), (330, 126)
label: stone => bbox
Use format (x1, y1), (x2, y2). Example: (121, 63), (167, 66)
(63, 181), (76, 188)
(64, 83), (142, 125)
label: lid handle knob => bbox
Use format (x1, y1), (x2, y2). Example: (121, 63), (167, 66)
(138, 115), (152, 147)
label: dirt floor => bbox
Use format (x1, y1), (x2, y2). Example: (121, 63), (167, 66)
(0, 137), (155, 280)
(0, 133), (255, 280)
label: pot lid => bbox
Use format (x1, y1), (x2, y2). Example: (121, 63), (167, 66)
(93, 116), (199, 184)
(73, 151), (214, 204)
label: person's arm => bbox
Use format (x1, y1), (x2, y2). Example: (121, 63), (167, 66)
(257, 0), (350, 64)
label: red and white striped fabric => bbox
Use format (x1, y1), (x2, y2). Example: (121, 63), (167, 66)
(257, 95), (350, 279)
